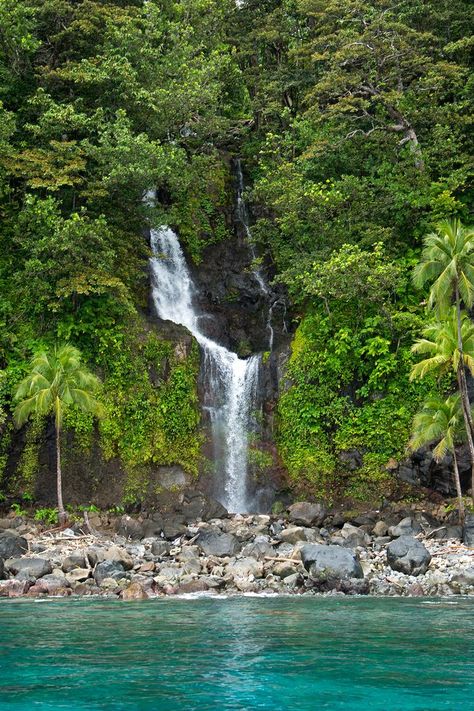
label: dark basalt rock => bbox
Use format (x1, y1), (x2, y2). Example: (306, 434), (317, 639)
(288, 502), (327, 527)
(7, 558), (52, 579)
(94, 560), (127, 585)
(0, 530), (28, 559)
(116, 515), (144, 540)
(463, 513), (474, 547)
(196, 528), (241, 557)
(386, 535), (431, 576)
(301, 544), (364, 581)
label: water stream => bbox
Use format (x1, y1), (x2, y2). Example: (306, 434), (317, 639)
(150, 225), (260, 513)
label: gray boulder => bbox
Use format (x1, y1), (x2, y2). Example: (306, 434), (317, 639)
(288, 502), (327, 527)
(339, 523), (371, 548)
(226, 557), (264, 580)
(0, 558), (4, 579)
(387, 536), (431, 576)
(162, 515), (187, 540)
(301, 544), (364, 581)
(463, 514), (474, 546)
(94, 560), (127, 585)
(141, 519), (163, 539)
(62, 553), (87, 572)
(279, 526), (309, 544)
(389, 517), (422, 538)
(241, 540), (274, 560)
(197, 529), (241, 557)
(151, 540), (171, 557)
(7, 558), (52, 579)
(0, 530), (28, 559)
(116, 516), (144, 540)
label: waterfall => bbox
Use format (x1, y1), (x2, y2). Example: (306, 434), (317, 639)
(150, 225), (260, 513)
(234, 159), (274, 350)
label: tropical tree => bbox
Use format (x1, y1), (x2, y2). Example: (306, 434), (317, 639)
(410, 309), (474, 501)
(409, 394), (466, 522)
(13, 344), (103, 524)
(413, 218), (474, 435)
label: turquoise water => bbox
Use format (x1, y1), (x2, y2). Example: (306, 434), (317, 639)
(1, 596), (473, 710)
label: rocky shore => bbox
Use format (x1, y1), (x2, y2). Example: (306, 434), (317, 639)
(1, 501), (474, 600)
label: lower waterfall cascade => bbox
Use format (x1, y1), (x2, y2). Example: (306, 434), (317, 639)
(150, 225), (262, 514)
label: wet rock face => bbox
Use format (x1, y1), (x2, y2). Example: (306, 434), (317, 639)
(395, 444), (471, 497)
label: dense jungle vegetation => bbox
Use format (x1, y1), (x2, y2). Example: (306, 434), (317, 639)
(0, 0), (473, 505)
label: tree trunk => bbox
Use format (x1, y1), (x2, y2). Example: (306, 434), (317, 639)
(452, 450), (465, 525)
(455, 289), (474, 503)
(55, 399), (66, 525)
(457, 369), (474, 507)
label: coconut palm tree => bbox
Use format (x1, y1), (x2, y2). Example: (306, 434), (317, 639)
(409, 394), (466, 523)
(413, 217), (474, 439)
(14, 344), (104, 524)
(413, 218), (474, 313)
(410, 309), (474, 501)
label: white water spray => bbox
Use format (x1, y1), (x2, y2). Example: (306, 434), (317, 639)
(150, 225), (260, 513)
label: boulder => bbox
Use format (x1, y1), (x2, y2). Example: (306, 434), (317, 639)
(0, 558), (4, 580)
(176, 579), (212, 594)
(94, 560), (127, 585)
(151, 540), (171, 557)
(66, 568), (91, 584)
(226, 557), (264, 580)
(62, 553), (87, 572)
(373, 521), (388, 537)
(122, 581), (148, 600)
(38, 574), (71, 592)
(141, 519), (163, 539)
(0, 530), (28, 559)
(339, 523), (371, 548)
(288, 502), (327, 527)
(116, 516), (144, 540)
(0, 517), (21, 530)
(301, 544), (364, 581)
(388, 517), (422, 538)
(279, 527), (308, 545)
(181, 490), (228, 523)
(197, 529), (241, 557)
(0, 579), (32, 597)
(273, 561), (300, 579)
(85, 546), (105, 567)
(463, 514), (474, 547)
(386, 536), (431, 576)
(7, 558), (52, 579)
(162, 515), (187, 540)
(241, 540), (274, 560)
(104, 546), (134, 570)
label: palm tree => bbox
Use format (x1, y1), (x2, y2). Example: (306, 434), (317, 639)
(410, 309), (474, 502)
(413, 218), (474, 313)
(14, 344), (104, 524)
(409, 394), (466, 523)
(413, 217), (474, 441)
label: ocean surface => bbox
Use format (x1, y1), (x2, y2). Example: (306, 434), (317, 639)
(0, 595), (473, 710)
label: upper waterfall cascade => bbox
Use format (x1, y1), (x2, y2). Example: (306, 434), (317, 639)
(150, 225), (261, 514)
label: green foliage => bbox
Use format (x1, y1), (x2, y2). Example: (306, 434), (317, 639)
(34, 507), (58, 525)
(98, 326), (202, 485)
(10, 502), (27, 517)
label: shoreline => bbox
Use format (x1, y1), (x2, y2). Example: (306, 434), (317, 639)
(1, 502), (473, 600)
